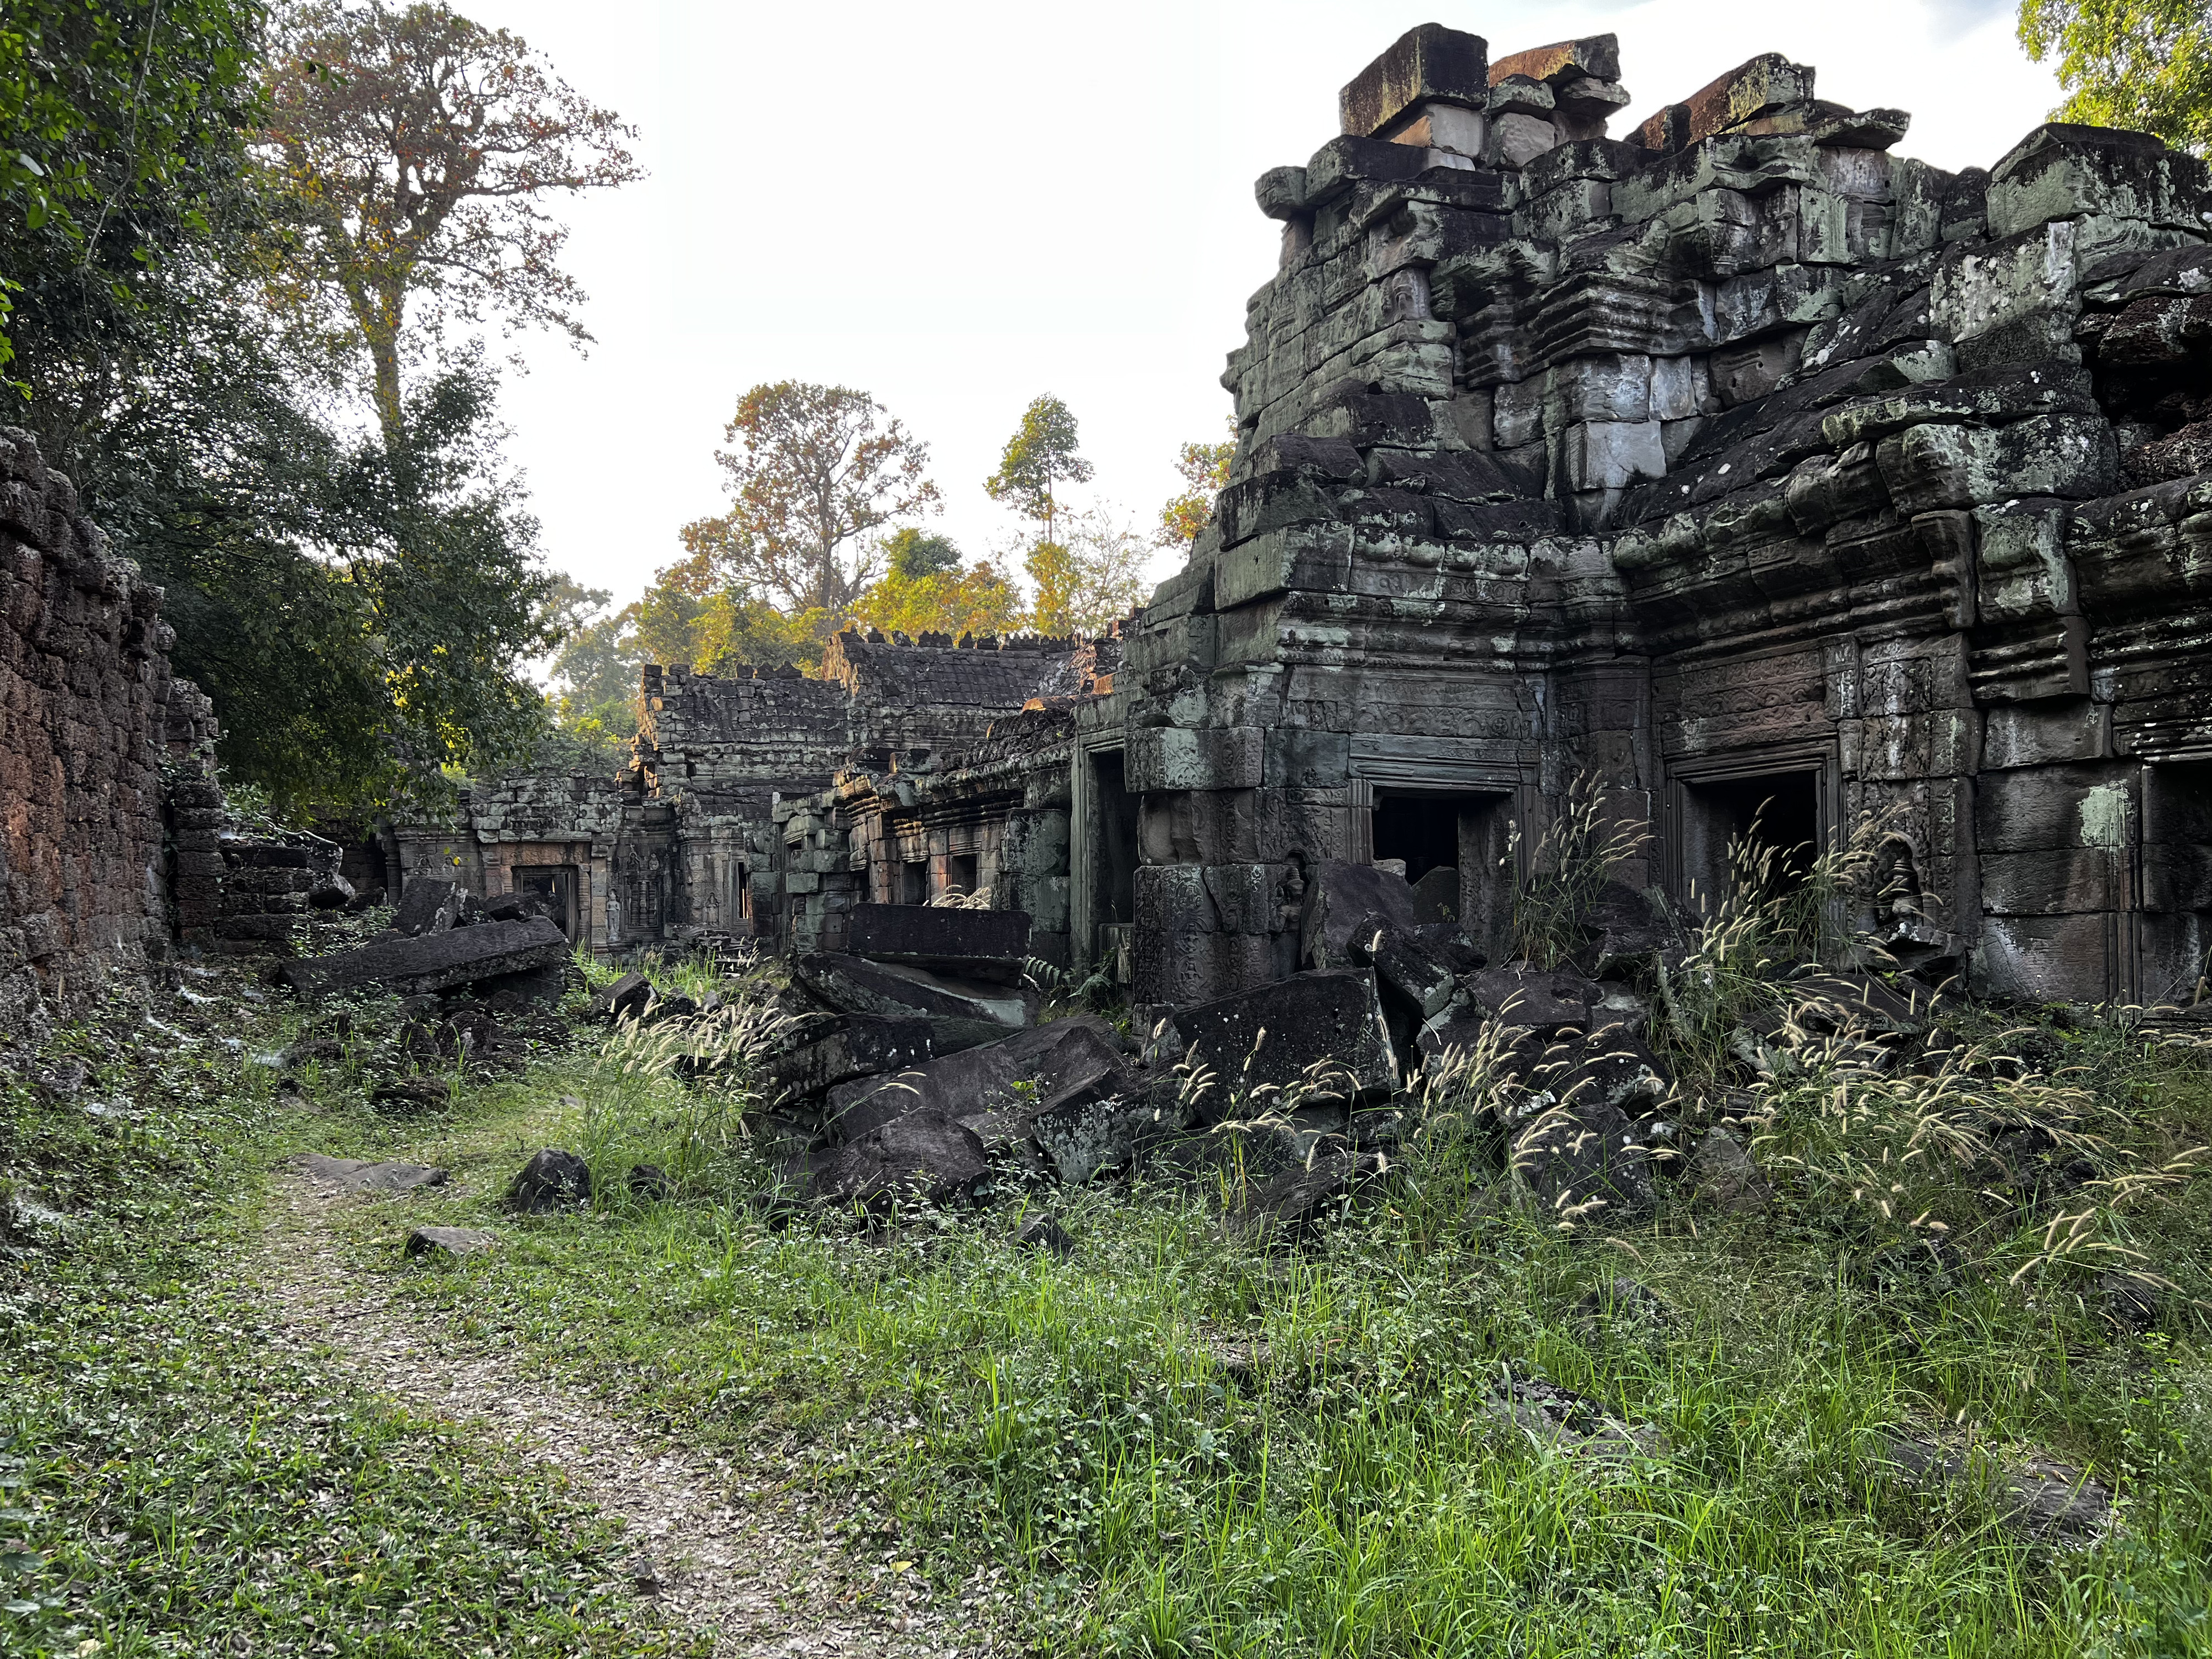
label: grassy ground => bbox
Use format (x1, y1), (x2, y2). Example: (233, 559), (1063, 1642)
(7, 950), (2211, 1657)
(313, 973), (2212, 1658)
(0, 973), (700, 1659)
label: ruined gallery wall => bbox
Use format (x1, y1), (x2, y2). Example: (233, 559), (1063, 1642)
(1113, 23), (2212, 1010)
(0, 430), (176, 1026)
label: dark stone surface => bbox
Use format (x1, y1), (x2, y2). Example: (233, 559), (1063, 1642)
(792, 953), (1035, 1053)
(1511, 1096), (1655, 1225)
(1346, 912), (1459, 1019)
(369, 1077), (450, 1111)
(298, 1154), (447, 1192)
(392, 878), (467, 937)
(507, 1147), (593, 1212)
(847, 904), (1032, 984)
(767, 1014), (934, 1104)
(1169, 969), (1398, 1109)
(1302, 860), (1425, 971)
(826, 1016), (1130, 1144)
(273, 917), (570, 1000)
(1014, 1212), (1076, 1256)
(816, 1109), (989, 1208)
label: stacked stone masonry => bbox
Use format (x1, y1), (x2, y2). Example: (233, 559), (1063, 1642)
(0, 429), (184, 1026)
(402, 25), (2212, 1012)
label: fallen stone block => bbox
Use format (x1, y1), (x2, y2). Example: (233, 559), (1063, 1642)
(847, 904), (1032, 984)
(1170, 969), (1398, 1110)
(794, 953), (1037, 1053)
(767, 1014), (934, 1104)
(817, 1109), (989, 1208)
(1487, 1370), (1662, 1459)
(392, 878), (471, 937)
(1030, 1086), (1185, 1184)
(1467, 963), (1604, 1032)
(507, 1147), (592, 1212)
(1014, 1212), (1076, 1256)
(1787, 972), (1938, 1036)
(298, 1154), (447, 1192)
(1230, 1150), (1383, 1241)
(406, 1225), (496, 1260)
(1346, 912), (1458, 1020)
(1301, 859), (1425, 969)
(1510, 1097), (1655, 1225)
(272, 917), (571, 1000)
(826, 1015), (1130, 1143)
(1684, 1126), (1773, 1213)
(595, 971), (653, 1021)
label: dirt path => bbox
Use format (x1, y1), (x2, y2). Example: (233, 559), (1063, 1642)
(256, 1164), (1003, 1657)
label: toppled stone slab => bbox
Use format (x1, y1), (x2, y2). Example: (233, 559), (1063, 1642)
(1511, 1097), (1655, 1225)
(1684, 1126), (1773, 1212)
(507, 1147), (592, 1212)
(594, 971), (654, 1021)
(1467, 964), (1604, 1034)
(1788, 972), (1938, 1036)
(1014, 1212), (1076, 1256)
(392, 877), (474, 937)
(1169, 969), (1398, 1110)
(1302, 860), (1425, 970)
(816, 1109), (989, 1208)
(794, 953), (1037, 1053)
(298, 1154), (447, 1192)
(767, 1014), (933, 1104)
(406, 1225), (496, 1259)
(847, 903), (1032, 984)
(272, 916), (570, 1000)
(1347, 914), (1459, 1020)
(1880, 1433), (2119, 1552)
(826, 1016), (1130, 1143)
(369, 1077), (451, 1111)
(1231, 1150), (1383, 1241)
(1488, 1371), (1662, 1460)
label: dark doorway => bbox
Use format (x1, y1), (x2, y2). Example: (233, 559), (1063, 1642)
(1679, 770), (1822, 911)
(946, 852), (979, 899)
(513, 865), (578, 938)
(901, 859), (928, 905)
(1373, 793), (1463, 883)
(1091, 749), (1140, 928)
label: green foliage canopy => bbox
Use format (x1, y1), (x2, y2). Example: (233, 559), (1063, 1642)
(2019, 0), (2212, 153)
(984, 393), (1093, 547)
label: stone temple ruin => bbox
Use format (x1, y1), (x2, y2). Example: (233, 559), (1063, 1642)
(12, 22), (2212, 1041)
(399, 23), (2212, 1014)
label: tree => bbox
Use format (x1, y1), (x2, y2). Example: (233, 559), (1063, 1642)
(1, 0), (266, 398)
(260, 1), (642, 444)
(848, 558), (1026, 640)
(680, 382), (941, 614)
(1158, 425), (1237, 549)
(1026, 504), (1151, 638)
(884, 526), (962, 579)
(2019, 0), (2212, 153)
(131, 359), (561, 807)
(985, 393), (1093, 548)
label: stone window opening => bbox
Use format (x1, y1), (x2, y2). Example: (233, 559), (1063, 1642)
(901, 859), (928, 905)
(1089, 749), (1140, 929)
(1370, 790), (1515, 946)
(945, 852), (980, 900)
(1678, 771), (1822, 916)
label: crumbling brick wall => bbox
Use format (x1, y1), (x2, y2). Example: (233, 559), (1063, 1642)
(1, 429), (178, 1027)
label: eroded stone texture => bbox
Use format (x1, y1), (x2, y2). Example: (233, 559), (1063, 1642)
(382, 26), (2212, 1015)
(1, 429), (184, 1026)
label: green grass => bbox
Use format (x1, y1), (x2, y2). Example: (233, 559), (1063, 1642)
(315, 1004), (2212, 1658)
(11, 962), (2212, 1657)
(0, 980), (697, 1658)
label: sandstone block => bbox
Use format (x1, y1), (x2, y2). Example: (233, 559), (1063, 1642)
(1340, 23), (1489, 138)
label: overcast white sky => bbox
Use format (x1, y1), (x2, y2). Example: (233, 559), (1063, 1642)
(458, 0), (2059, 615)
